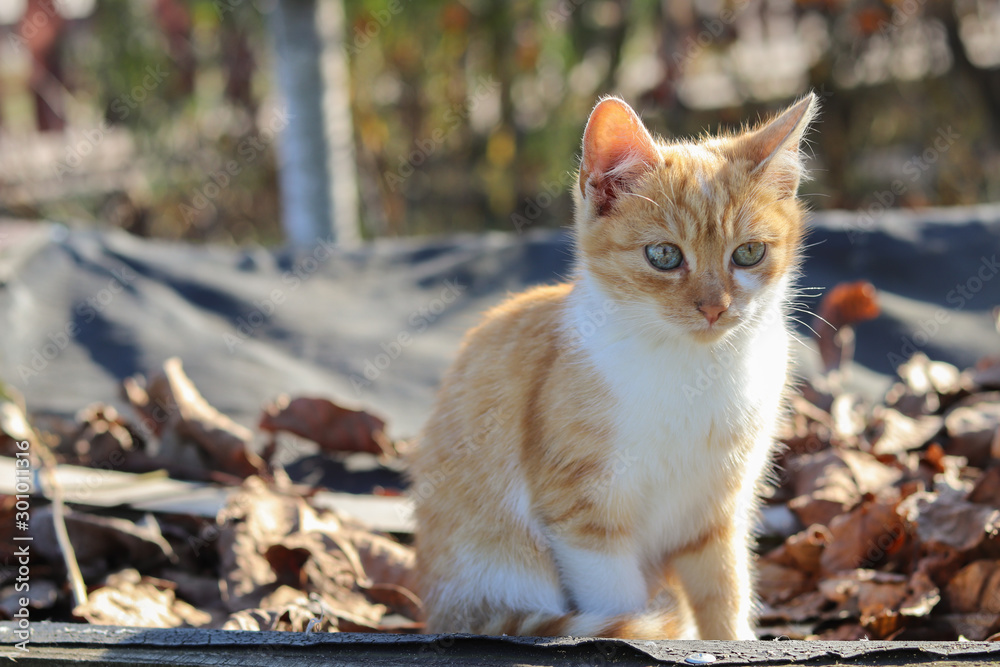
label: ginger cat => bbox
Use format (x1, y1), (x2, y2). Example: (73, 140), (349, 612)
(410, 93), (818, 639)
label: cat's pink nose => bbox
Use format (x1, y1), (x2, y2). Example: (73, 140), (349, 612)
(699, 304), (727, 324)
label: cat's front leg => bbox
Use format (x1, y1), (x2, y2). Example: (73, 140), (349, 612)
(672, 522), (756, 640)
(549, 537), (647, 617)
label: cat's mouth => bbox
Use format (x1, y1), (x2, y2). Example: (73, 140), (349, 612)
(691, 314), (738, 340)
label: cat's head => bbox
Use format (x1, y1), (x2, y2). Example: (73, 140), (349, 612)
(573, 94), (817, 342)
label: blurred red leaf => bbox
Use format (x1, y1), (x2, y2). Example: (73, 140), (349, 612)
(260, 395), (395, 458)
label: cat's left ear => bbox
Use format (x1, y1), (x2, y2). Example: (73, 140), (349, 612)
(735, 93), (818, 197)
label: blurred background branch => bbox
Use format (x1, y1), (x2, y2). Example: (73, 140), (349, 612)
(0, 0), (998, 244)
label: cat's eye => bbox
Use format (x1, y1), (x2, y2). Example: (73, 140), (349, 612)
(732, 242), (766, 267)
(645, 243), (683, 271)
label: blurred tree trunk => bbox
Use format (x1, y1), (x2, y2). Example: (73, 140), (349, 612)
(21, 0), (66, 132)
(268, 0), (359, 246)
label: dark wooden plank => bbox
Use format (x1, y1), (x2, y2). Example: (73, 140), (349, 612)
(3, 623), (1000, 666)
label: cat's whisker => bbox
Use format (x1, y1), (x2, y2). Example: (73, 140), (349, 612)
(787, 306), (836, 331)
(799, 239), (827, 252)
(788, 315), (823, 340)
(620, 191), (663, 209)
(785, 301), (836, 330)
(787, 290), (824, 299)
(787, 330), (812, 353)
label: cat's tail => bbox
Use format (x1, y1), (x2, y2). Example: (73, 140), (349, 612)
(476, 609), (692, 639)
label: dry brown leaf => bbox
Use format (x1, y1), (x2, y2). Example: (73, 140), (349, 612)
(251, 585), (339, 632)
(944, 560), (1000, 614)
(144, 358), (264, 477)
(782, 525), (831, 574)
(0, 580), (58, 618)
(211, 475), (410, 632)
(264, 544), (312, 588)
(897, 353), (963, 397)
(840, 449), (904, 496)
(944, 393), (1000, 467)
(857, 574), (909, 638)
(222, 608), (280, 631)
(0, 398), (34, 456)
(905, 493), (1000, 552)
(814, 569), (914, 638)
(217, 478), (308, 610)
(947, 612), (1000, 641)
(816, 280), (880, 374)
(75, 568), (210, 628)
(861, 609), (903, 639)
(788, 450), (862, 527)
(73, 400), (217, 481)
(820, 496), (905, 574)
(33, 507), (175, 579)
(778, 402), (831, 458)
(900, 568), (942, 618)
(757, 561), (811, 606)
(346, 528), (417, 592)
(830, 394), (868, 444)
(870, 408), (943, 455)
(817, 623), (869, 640)
(362, 582), (423, 621)
(760, 590), (831, 624)
(295, 534), (387, 626)
(761, 524), (830, 582)
(259, 395), (394, 457)
(788, 449), (900, 528)
(818, 571), (861, 605)
(71, 404), (136, 461)
(968, 356), (1000, 391)
(259, 584), (312, 610)
(157, 569), (223, 610)
(857, 577), (909, 618)
(969, 465), (1000, 506)
(885, 382), (939, 418)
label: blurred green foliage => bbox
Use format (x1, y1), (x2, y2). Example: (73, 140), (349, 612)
(345, 0), (1000, 238)
(3, 0), (999, 243)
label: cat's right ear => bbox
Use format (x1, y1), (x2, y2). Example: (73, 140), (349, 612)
(579, 97), (658, 215)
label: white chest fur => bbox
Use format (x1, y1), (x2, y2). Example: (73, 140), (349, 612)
(566, 276), (790, 558)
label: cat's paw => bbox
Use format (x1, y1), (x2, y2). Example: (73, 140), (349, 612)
(735, 625), (758, 641)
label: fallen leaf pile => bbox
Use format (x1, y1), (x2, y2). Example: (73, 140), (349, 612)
(758, 283), (1000, 641)
(0, 358), (416, 632)
(0, 282), (998, 641)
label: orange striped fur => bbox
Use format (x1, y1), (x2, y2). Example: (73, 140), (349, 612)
(410, 94), (818, 639)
